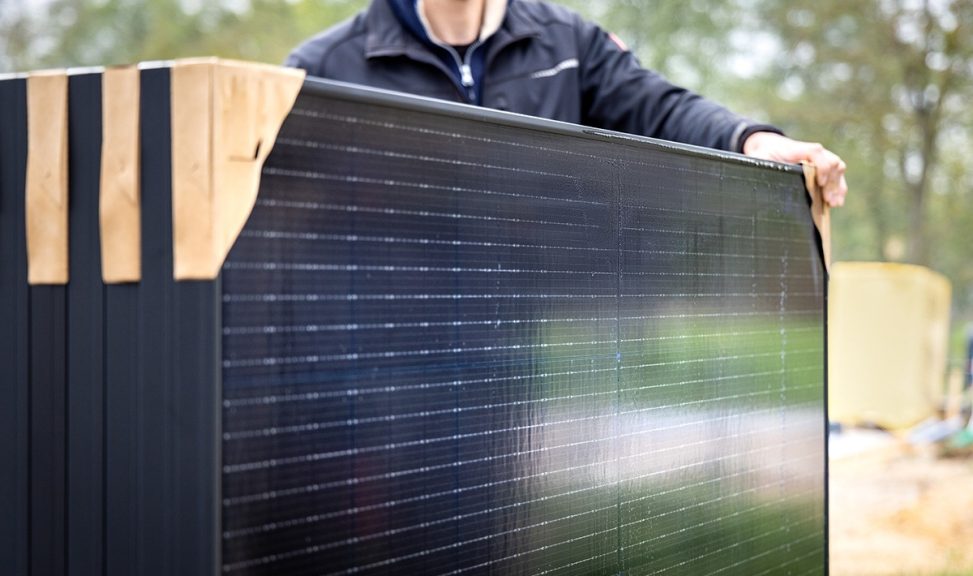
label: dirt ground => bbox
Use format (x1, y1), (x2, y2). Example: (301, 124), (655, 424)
(830, 430), (973, 576)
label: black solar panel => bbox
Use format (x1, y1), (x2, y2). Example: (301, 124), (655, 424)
(0, 73), (30, 576)
(2, 69), (826, 575)
(219, 80), (826, 575)
(66, 72), (108, 574)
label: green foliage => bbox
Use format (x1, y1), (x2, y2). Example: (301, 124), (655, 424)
(0, 0), (367, 71)
(750, 0), (973, 325)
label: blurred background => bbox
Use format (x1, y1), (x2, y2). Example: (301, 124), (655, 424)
(2, 0), (971, 574)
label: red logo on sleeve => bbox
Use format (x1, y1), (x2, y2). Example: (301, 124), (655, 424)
(609, 32), (629, 52)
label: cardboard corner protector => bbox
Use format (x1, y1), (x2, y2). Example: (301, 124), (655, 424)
(100, 66), (142, 284)
(802, 161), (832, 273)
(171, 58), (305, 281)
(26, 70), (69, 285)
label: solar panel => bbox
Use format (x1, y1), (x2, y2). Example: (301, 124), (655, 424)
(0, 73), (30, 576)
(2, 68), (826, 575)
(219, 79), (827, 575)
(65, 71), (108, 574)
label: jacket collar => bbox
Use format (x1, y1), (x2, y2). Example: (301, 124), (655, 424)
(365, 0), (540, 59)
(483, 0), (543, 60)
(364, 0), (418, 58)
(413, 0), (508, 44)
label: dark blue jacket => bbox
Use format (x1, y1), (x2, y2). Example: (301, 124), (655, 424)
(286, 0), (779, 152)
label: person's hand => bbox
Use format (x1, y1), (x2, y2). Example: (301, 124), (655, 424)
(742, 131), (847, 207)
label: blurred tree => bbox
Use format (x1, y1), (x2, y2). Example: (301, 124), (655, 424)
(752, 1), (973, 264)
(0, 0), (367, 71)
(563, 0), (973, 317)
(0, 0), (39, 72)
(749, 0), (973, 315)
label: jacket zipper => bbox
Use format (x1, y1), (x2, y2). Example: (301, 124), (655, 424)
(436, 38), (483, 103)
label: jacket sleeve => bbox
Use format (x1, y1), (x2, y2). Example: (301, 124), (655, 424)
(575, 17), (780, 153)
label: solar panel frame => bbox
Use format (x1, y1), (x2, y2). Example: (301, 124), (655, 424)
(65, 70), (107, 574)
(101, 66), (146, 575)
(28, 214), (69, 573)
(0, 73), (31, 576)
(28, 266), (68, 574)
(137, 64), (179, 576)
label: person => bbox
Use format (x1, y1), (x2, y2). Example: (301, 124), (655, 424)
(286, 0), (847, 206)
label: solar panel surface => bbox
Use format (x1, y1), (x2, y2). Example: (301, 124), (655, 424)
(219, 80), (827, 575)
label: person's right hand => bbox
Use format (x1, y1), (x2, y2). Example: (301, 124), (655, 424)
(743, 131), (848, 207)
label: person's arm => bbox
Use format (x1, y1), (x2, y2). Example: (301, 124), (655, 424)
(575, 16), (847, 206)
(576, 17), (764, 152)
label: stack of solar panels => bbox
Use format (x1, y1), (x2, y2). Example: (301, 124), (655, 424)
(1, 67), (223, 575)
(0, 63), (828, 575)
